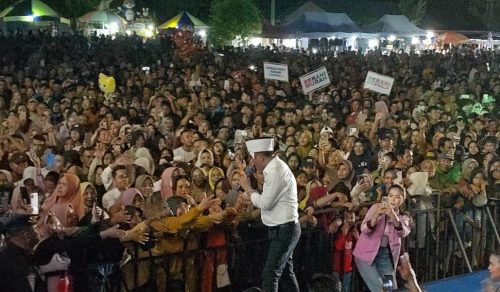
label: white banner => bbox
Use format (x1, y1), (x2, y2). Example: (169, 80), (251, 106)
(263, 62), (289, 82)
(363, 71), (394, 95)
(299, 66), (331, 94)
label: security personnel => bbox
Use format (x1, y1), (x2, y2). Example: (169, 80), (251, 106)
(0, 215), (43, 292)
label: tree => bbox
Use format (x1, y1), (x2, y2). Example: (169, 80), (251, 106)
(468, 0), (500, 30)
(399, 0), (427, 24)
(44, 0), (103, 18)
(209, 0), (262, 47)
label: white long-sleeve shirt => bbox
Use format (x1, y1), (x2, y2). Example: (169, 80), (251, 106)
(250, 156), (298, 227)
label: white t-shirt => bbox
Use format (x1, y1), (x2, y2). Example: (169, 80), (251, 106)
(173, 147), (196, 163)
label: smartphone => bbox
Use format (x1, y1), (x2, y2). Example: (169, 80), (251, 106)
(30, 193), (39, 215)
(381, 196), (388, 208)
(382, 275), (394, 291)
(349, 127), (358, 135)
(357, 174), (366, 184)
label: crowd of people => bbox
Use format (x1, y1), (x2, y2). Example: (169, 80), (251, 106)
(0, 28), (499, 292)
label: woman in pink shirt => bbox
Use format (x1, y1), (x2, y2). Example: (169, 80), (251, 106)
(353, 184), (411, 292)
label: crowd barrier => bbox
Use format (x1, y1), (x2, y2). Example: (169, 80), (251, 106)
(118, 193), (500, 291)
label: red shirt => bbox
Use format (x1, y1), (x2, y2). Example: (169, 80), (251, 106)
(333, 229), (355, 274)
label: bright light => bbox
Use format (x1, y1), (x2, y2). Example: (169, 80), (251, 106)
(282, 38), (295, 48)
(108, 22), (119, 34)
(411, 37), (419, 45)
(198, 29), (207, 37)
(144, 30), (153, 38)
(26, 15), (34, 22)
(312, 48), (318, 54)
(125, 29), (132, 36)
(249, 37), (261, 46)
(147, 24), (154, 31)
(423, 38), (432, 46)
(368, 39), (379, 49)
(248, 65), (256, 71)
(388, 35), (396, 42)
(426, 31), (435, 38)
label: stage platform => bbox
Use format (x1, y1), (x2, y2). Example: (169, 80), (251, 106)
(399, 270), (488, 291)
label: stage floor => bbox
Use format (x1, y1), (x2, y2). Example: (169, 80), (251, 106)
(415, 270), (488, 292)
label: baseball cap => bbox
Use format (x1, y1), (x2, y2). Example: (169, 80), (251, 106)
(320, 127), (334, 136)
(3, 215), (35, 235)
(302, 157), (316, 167)
(70, 124), (81, 131)
(9, 153), (30, 164)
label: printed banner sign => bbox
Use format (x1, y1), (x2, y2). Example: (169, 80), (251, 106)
(299, 66), (331, 94)
(263, 62), (289, 82)
(363, 71), (394, 95)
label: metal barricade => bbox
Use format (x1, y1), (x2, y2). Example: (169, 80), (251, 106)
(118, 199), (500, 292)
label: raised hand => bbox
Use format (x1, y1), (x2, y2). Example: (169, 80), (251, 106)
(197, 193), (221, 211)
(111, 205), (131, 224)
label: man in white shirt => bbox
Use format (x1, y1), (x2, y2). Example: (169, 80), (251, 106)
(173, 129), (196, 162)
(238, 138), (300, 292)
(102, 165), (130, 211)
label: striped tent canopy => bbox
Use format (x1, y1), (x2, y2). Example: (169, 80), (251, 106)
(0, 0), (69, 24)
(79, 10), (126, 25)
(158, 11), (207, 30)
(0, 0), (71, 33)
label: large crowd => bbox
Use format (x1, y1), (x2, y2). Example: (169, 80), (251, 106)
(0, 29), (499, 292)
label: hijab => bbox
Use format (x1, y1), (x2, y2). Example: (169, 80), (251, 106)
(50, 203), (73, 227)
(120, 188), (144, 207)
(300, 180), (321, 211)
(160, 167), (178, 201)
(79, 181), (97, 206)
(0, 169), (12, 183)
(462, 158), (479, 182)
(328, 160), (355, 193)
(135, 174), (154, 191)
(297, 130), (314, 159)
(208, 167), (225, 191)
(134, 147), (155, 175)
(195, 148), (215, 168)
(51, 173), (84, 219)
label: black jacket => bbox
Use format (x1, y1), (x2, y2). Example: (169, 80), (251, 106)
(0, 243), (45, 292)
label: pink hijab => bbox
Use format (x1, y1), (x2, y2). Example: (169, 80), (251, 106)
(43, 173), (84, 219)
(120, 188), (144, 206)
(161, 167), (178, 201)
